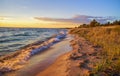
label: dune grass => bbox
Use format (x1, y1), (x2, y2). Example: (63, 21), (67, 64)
(69, 25), (120, 75)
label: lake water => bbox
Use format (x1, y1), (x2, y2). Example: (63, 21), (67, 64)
(0, 27), (66, 55)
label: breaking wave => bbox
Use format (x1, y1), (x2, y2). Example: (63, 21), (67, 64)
(0, 31), (66, 73)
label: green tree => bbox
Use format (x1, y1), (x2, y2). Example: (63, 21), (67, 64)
(107, 22), (110, 25)
(89, 19), (100, 27)
(113, 20), (119, 25)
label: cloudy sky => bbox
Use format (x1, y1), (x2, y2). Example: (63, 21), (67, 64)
(0, 0), (120, 28)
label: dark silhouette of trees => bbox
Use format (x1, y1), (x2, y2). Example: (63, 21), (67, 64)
(113, 20), (120, 25)
(89, 19), (100, 27)
(79, 24), (88, 28)
(107, 22), (110, 25)
(79, 19), (120, 28)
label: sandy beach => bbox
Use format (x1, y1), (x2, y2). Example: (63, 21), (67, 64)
(1, 0), (119, 76)
(36, 35), (103, 76)
(3, 34), (72, 76)
(2, 26), (119, 76)
(3, 34), (102, 76)
(1, 26), (119, 76)
(36, 52), (71, 76)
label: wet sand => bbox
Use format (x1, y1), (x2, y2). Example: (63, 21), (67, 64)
(37, 35), (103, 76)
(36, 51), (71, 76)
(4, 35), (72, 76)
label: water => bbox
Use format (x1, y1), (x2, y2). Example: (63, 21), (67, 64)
(0, 27), (66, 55)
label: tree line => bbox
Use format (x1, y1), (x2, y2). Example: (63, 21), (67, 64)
(79, 19), (120, 28)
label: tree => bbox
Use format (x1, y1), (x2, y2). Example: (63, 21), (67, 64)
(107, 22), (110, 25)
(113, 20), (119, 25)
(89, 19), (100, 27)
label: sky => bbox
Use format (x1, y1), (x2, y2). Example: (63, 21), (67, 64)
(0, 0), (120, 28)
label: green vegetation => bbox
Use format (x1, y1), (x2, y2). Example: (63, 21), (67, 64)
(70, 20), (120, 76)
(79, 19), (120, 28)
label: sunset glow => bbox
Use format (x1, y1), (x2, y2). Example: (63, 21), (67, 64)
(0, 17), (78, 28)
(0, 0), (119, 28)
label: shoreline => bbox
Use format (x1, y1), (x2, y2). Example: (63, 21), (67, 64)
(3, 34), (72, 76)
(37, 35), (103, 76)
(37, 52), (71, 76)
(1, 28), (112, 76)
(0, 31), (67, 73)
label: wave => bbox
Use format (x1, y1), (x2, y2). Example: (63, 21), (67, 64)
(0, 36), (9, 39)
(12, 32), (33, 37)
(0, 31), (66, 73)
(0, 44), (23, 51)
(0, 38), (23, 43)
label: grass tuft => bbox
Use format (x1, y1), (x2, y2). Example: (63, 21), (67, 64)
(69, 25), (120, 75)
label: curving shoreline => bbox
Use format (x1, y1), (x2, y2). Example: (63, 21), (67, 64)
(36, 35), (103, 76)
(3, 34), (72, 76)
(0, 31), (104, 76)
(0, 31), (68, 74)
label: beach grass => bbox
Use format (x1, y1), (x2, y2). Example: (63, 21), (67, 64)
(69, 25), (120, 75)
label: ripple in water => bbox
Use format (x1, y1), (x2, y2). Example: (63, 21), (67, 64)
(0, 28), (66, 55)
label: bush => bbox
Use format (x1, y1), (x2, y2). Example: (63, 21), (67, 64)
(78, 19), (120, 28)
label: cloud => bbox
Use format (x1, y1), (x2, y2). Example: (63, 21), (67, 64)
(34, 17), (74, 23)
(34, 15), (120, 24)
(1, 15), (119, 24)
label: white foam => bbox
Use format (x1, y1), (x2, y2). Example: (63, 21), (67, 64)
(0, 32), (66, 72)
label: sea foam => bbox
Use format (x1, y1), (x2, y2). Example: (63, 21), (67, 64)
(0, 31), (66, 73)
